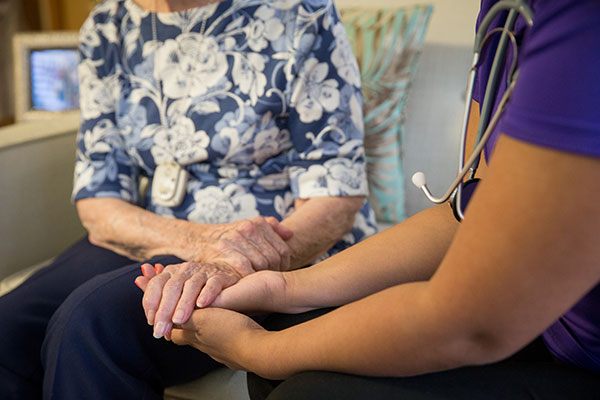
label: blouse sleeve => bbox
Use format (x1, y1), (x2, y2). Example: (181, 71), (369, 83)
(72, 8), (139, 204)
(286, 1), (369, 199)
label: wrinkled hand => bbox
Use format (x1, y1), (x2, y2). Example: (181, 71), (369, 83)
(210, 270), (291, 314)
(135, 261), (242, 339)
(196, 217), (293, 275)
(170, 308), (268, 373)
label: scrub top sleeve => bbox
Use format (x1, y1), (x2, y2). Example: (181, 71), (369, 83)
(498, 1), (600, 158)
(285, 1), (369, 199)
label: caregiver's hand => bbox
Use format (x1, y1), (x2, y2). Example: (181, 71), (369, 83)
(210, 270), (297, 314)
(170, 308), (274, 376)
(135, 261), (242, 339)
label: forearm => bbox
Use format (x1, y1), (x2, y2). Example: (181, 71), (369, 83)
(279, 196), (365, 270)
(253, 136), (600, 379)
(283, 203), (458, 312)
(77, 197), (206, 261)
(248, 282), (478, 379)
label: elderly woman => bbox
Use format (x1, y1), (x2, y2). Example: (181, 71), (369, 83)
(0, 0), (376, 398)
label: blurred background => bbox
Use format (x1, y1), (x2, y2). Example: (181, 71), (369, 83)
(0, 0), (478, 277)
(0, 0), (95, 126)
(0, 0), (477, 128)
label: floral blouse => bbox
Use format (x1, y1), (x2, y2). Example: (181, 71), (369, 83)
(73, 0), (378, 255)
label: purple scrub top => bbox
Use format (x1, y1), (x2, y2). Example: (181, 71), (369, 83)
(474, 0), (600, 372)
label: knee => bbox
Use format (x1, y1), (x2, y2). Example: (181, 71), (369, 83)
(43, 278), (112, 352)
(0, 287), (54, 357)
(42, 271), (145, 365)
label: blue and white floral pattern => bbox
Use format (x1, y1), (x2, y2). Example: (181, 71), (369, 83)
(73, 0), (377, 256)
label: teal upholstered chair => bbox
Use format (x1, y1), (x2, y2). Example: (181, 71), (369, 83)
(341, 4), (433, 223)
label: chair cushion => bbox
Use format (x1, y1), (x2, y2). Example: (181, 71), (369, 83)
(164, 369), (249, 400)
(0, 261), (49, 297)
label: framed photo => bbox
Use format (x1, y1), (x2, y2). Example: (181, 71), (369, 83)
(13, 31), (80, 122)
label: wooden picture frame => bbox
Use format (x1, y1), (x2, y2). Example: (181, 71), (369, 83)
(37, 0), (95, 31)
(13, 31), (79, 122)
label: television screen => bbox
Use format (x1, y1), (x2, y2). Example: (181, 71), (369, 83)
(30, 49), (79, 112)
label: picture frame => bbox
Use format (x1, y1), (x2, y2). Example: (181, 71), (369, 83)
(13, 31), (80, 122)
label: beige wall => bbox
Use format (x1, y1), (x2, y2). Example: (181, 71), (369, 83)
(0, 117), (85, 279)
(336, 0), (479, 45)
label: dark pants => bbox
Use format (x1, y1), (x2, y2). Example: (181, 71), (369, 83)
(0, 237), (220, 400)
(249, 310), (600, 400)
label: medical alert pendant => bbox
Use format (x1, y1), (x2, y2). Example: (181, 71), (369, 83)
(151, 162), (189, 207)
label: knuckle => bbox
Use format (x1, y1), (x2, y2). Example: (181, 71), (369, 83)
(187, 271), (207, 284)
(276, 244), (291, 257)
(213, 240), (230, 253)
(227, 230), (244, 243)
(238, 257), (251, 269)
(256, 216), (270, 227)
(235, 259), (254, 276)
(145, 278), (162, 293)
(164, 264), (178, 272)
(142, 296), (156, 310)
(237, 220), (256, 235)
(163, 279), (183, 292)
(182, 261), (198, 270)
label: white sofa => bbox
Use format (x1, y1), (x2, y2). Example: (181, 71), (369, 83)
(0, 3), (474, 396)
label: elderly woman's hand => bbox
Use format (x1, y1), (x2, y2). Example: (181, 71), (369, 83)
(135, 261), (243, 339)
(190, 216), (294, 275)
(78, 199), (293, 273)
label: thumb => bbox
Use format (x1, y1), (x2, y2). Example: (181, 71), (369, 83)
(170, 327), (195, 346)
(266, 217), (293, 240)
(210, 285), (248, 311)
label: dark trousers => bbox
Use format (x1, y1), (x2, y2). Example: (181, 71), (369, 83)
(249, 310), (600, 400)
(0, 237), (220, 400)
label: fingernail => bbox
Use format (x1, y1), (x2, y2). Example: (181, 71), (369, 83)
(134, 280), (142, 289)
(147, 310), (155, 325)
(172, 309), (185, 324)
(154, 322), (166, 339)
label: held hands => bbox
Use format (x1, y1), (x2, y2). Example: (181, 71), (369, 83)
(136, 271), (297, 378)
(170, 308), (268, 374)
(135, 261), (242, 339)
(135, 266), (292, 338)
(135, 216), (294, 339)
(134, 217), (292, 338)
